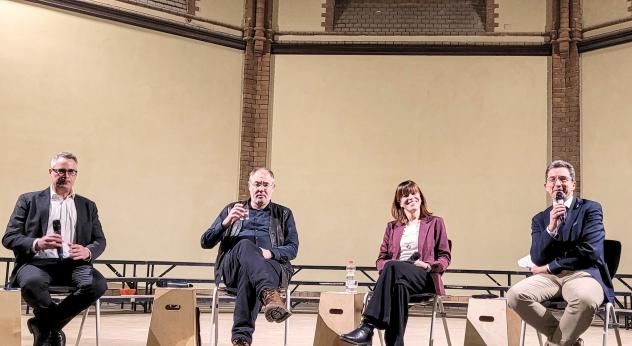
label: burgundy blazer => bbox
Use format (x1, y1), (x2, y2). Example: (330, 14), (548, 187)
(375, 215), (451, 295)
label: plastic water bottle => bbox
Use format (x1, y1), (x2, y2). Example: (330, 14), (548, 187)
(345, 260), (357, 293)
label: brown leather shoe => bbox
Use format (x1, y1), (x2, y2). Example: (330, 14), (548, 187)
(232, 338), (250, 346)
(573, 338), (584, 346)
(261, 288), (291, 323)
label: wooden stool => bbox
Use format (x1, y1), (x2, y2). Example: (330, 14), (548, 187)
(0, 289), (21, 346)
(464, 297), (520, 346)
(147, 288), (199, 346)
(313, 292), (364, 346)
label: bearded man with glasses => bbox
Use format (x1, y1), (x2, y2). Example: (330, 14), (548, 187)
(3, 152), (107, 346)
(507, 160), (614, 346)
(201, 167), (299, 346)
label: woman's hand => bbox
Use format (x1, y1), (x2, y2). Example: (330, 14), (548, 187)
(414, 260), (431, 271)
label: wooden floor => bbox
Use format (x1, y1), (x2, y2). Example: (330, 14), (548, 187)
(20, 312), (632, 345)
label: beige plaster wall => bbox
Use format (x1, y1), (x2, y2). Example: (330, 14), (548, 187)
(199, 0), (245, 27)
(274, 0), (324, 32)
(496, 0), (548, 32)
(270, 55), (549, 279)
(0, 1), (243, 264)
(581, 42), (632, 275)
(583, 0), (631, 29)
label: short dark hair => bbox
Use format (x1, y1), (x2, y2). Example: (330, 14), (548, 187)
(545, 160), (575, 181)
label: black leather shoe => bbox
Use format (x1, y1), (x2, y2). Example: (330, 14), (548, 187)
(340, 322), (374, 345)
(27, 318), (51, 346)
(48, 330), (66, 346)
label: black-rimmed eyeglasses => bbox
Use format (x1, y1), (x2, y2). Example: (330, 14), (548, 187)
(51, 168), (78, 176)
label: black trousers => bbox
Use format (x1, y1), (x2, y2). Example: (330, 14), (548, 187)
(363, 261), (432, 346)
(15, 259), (107, 332)
(221, 239), (284, 342)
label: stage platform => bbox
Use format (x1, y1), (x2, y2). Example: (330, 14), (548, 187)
(19, 311), (632, 346)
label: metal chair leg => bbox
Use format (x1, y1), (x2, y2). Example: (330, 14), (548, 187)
(95, 298), (101, 346)
(75, 307), (89, 346)
(210, 287), (219, 346)
(520, 319), (543, 346)
(520, 320), (526, 346)
(603, 302), (622, 346)
(429, 296), (437, 346)
(284, 292), (290, 346)
(437, 297), (451, 346)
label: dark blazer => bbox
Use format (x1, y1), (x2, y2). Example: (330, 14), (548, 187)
(200, 200), (299, 286)
(375, 215), (451, 295)
(530, 197), (614, 302)
(2, 188), (107, 283)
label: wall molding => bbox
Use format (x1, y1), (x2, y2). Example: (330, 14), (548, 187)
(26, 0), (245, 49)
(579, 27), (632, 53)
(271, 42), (551, 56)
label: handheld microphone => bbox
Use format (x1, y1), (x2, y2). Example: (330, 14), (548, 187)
(52, 220), (64, 259)
(407, 251), (421, 263)
(555, 191), (566, 224)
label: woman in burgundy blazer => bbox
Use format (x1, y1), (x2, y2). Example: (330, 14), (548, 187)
(341, 180), (452, 346)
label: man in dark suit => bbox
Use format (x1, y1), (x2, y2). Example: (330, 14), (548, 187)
(507, 160), (614, 346)
(3, 152), (107, 346)
(201, 167), (298, 346)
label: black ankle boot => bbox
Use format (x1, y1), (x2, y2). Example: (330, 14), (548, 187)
(340, 319), (375, 345)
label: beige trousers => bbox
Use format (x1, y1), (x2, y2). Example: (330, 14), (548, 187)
(507, 271), (603, 346)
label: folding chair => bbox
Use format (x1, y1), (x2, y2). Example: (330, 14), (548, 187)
(209, 285), (291, 346)
(519, 239), (623, 346)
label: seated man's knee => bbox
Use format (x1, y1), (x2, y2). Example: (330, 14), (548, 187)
(507, 286), (532, 309)
(20, 277), (50, 303)
(567, 291), (600, 313)
(77, 274), (107, 299)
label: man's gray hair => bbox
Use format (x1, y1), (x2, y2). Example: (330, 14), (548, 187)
(545, 160), (575, 181)
(248, 167), (275, 181)
(51, 152), (78, 168)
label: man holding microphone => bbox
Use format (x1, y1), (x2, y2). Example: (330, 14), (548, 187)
(507, 160), (614, 346)
(3, 152), (107, 346)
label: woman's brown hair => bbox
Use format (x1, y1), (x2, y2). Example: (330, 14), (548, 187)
(390, 180), (432, 225)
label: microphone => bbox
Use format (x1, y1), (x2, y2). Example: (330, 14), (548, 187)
(407, 251), (421, 263)
(555, 191), (566, 224)
(52, 220), (64, 259)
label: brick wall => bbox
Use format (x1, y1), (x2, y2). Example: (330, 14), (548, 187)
(239, 0), (273, 199)
(551, 0), (582, 194)
(117, 0), (198, 15)
(484, 0), (498, 32)
(327, 0), (488, 35)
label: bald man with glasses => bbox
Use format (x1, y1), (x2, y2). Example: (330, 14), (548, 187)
(3, 152), (107, 346)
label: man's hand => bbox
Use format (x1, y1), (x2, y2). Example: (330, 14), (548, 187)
(68, 243), (91, 260)
(530, 265), (549, 275)
(414, 260), (431, 271)
(221, 203), (248, 228)
(35, 234), (63, 251)
(260, 248), (272, 259)
(548, 202), (566, 232)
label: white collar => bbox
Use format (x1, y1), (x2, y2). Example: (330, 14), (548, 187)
(50, 186), (75, 200)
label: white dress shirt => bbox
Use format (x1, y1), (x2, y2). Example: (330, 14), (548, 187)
(33, 186), (77, 259)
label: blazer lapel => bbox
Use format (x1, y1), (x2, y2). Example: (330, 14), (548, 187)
(75, 196), (87, 243)
(38, 188), (50, 236)
(560, 197), (582, 240)
(392, 224), (404, 259)
(417, 217), (431, 251)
